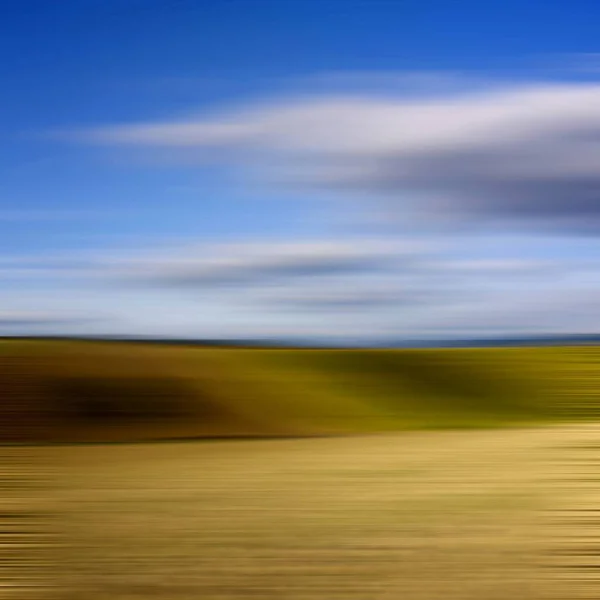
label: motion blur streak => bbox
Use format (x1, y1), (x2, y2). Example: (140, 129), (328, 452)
(2, 0), (600, 597)
(1, 340), (600, 598)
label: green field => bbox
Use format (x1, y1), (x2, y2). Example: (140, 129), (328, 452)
(2, 339), (600, 442)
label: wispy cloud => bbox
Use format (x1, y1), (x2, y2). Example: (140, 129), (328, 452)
(74, 76), (600, 234)
(255, 283), (439, 312)
(107, 238), (430, 288)
(408, 286), (600, 338)
(0, 311), (99, 327)
(1, 236), (598, 339)
(0, 255), (102, 282)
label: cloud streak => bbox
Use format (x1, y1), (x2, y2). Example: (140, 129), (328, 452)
(109, 238), (427, 288)
(0, 311), (99, 327)
(77, 78), (600, 233)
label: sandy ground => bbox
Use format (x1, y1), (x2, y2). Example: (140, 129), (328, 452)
(4, 425), (600, 599)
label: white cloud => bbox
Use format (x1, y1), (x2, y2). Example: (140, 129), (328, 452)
(0, 311), (99, 327)
(441, 258), (563, 276)
(76, 78), (600, 232)
(406, 286), (600, 338)
(1, 237), (599, 340)
(106, 237), (431, 288)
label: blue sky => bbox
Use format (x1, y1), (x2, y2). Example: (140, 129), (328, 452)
(2, 0), (600, 340)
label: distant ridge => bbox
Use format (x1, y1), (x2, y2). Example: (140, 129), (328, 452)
(2, 333), (600, 349)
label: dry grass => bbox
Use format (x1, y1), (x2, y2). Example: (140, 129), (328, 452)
(43, 425), (599, 600)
